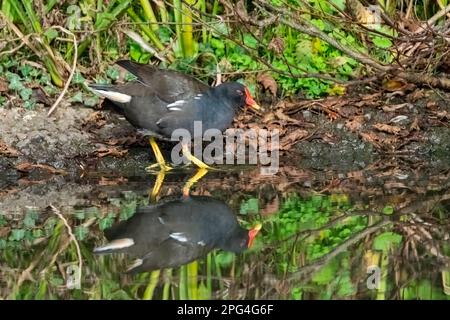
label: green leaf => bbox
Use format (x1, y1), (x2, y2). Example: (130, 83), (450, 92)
(44, 28), (58, 42)
(330, 0), (346, 10)
(19, 87), (33, 101)
(106, 66), (120, 81)
(243, 34), (258, 49)
(99, 217), (114, 231)
(70, 92), (83, 103)
(311, 19), (326, 31)
(240, 198), (259, 215)
(23, 99), (36, 110)
(373, 232), (402, 251)
(291, 287), (303, 300)
(74, 225), (88, 241)
(72, 71), (86, 85)
(157, 26), (172, 43)
(336, 273), (356, 296)
(24, 211), (38, 228)
(210, 38), (225, 50)
(198, 282), (210, 300)
(19, 64), (33, 78)
(372, 36), (392, 49)
(382, 206), (394, 215)
(312, 259), (339, 284)
(83, 95), (99, 107)
(215, 252), (234, 268)
(7, 72), (24, 91)
(9, 229), (26, 241)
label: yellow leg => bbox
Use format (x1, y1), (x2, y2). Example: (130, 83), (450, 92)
(182, 143), (212, 170)
(149, 170), (166, 202)
(146, 137), (173, 172)
(182, 168), (209, 198)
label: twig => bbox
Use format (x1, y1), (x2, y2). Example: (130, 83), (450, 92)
(256, 0), (390, 72)
(427, 3), (450, 26)
(0, 38), (27, 57)
(47, 27), (77, 117)
(288, 220), (391, 280)
(50, 205), (82, 290)
(0, 12), (41, 56)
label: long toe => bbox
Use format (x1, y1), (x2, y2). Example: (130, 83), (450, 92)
(145, 162), (173, 173)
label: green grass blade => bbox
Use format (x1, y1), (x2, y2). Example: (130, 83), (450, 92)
(139, 0), (159, 31)
(142, 270), (160, 300)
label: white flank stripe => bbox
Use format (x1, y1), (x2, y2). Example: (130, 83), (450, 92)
(167, 100), (186, 108)
(158, 216), (165, 225)
(93, 238), (135, 253)
(169, 232), (189, 242)
(168, 107), (181, 111)
(92, 90), (132, 103)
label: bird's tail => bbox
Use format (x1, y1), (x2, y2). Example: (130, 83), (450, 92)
(88, 83), (132, 103)
(93, 238), (135, 254)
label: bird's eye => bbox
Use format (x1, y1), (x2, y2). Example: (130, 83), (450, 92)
(236, 90), (244, 96)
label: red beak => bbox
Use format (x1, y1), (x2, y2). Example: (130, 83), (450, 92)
(244, 87), (261, 111)
(247, 223), (262, 248)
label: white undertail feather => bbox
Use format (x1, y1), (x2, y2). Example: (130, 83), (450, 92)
(126, 259), (143, 272)
(92, 89), (132, 103)
(93, 238), (135, 253)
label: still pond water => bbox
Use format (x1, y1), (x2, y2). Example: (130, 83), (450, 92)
(0, 160), (449, 300)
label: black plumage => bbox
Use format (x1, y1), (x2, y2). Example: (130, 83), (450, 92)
(94, 195), (261, 273)
(89, 60), (260, 140)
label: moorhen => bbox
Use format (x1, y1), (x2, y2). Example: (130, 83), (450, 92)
(89, 61), (260, 171)
(93, 195), (262, 273)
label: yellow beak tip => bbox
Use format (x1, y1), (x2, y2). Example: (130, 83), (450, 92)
(250, 103), (261, 111)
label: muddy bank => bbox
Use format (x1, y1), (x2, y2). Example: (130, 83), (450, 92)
(0, 90), (449, 179)
(0, 104), (153, 177)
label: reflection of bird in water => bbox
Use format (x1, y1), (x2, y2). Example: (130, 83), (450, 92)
(94, 195), (261, 273)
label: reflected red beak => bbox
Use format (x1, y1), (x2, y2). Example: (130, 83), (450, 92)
(244, 87), (261, 111)
(247, 223), (262, 248)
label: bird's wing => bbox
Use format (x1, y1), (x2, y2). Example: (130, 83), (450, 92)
(116, 60), (209, 103)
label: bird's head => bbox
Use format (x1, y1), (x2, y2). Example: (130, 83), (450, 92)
(222, 222), (262, 253)
(215, 82), (261, 112)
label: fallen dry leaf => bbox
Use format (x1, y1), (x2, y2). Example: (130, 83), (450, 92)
(235, 0), (249, 20)
(15, 163), (66, 174)
(262, 112), (276, 123)
(95, 146), (128, 158)
(382, 78), (407, 91)
(260, 195), (280, 216)
(382, 103), (411, 112)
(275, 108), (301, 124)
(407, 89), (425, 102)
(99, 176), (128, 186)
(83, 111), (107, 130)
(373, 123), (402, 135)
(345, 115), (365, 132)
(280, 129), (308, 150)
(426, 101), (438, 109)
(0, 140), (20, 157)
(410, 117), (420, 131)
(268, 37), (284, 55)
(0, 77), (8, 92)
(359, 132), (382, 148)
(257, 72), (277, 97)
(0, 227), (10, 238)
